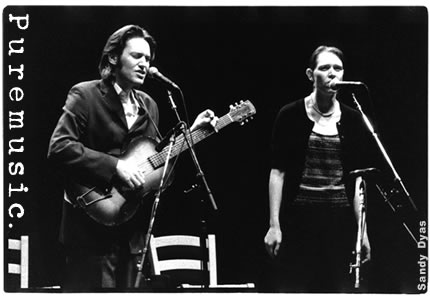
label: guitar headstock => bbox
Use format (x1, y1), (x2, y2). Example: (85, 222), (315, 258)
(228, 100), (256, 125)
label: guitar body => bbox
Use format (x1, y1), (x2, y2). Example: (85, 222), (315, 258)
(67, 136), (171, 226)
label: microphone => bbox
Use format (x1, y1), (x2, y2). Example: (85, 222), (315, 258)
(155, 122), (184, 152)
(329, 80), (364, 90)
(148, 67), (180, 90)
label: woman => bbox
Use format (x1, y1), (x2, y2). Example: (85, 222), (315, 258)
(264, 46), (374, 292)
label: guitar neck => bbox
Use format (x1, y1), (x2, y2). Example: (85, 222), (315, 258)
(148, 113), (234, 170)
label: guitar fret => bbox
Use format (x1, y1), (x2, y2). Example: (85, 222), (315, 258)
(147, 154), (158, 169)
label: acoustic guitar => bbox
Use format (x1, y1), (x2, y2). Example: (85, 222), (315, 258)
(67, 100), (256, 226)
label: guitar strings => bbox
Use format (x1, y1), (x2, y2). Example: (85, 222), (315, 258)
(134, 113), (232, 171)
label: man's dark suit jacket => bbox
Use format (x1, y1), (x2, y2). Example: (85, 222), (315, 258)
(48, 79), (159, 253)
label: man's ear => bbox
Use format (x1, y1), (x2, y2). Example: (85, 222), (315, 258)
(305, 68), (314, 82)
(108, 55), (118, 65)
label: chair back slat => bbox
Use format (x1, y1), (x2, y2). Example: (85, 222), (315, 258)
(149, 234), (217, 286)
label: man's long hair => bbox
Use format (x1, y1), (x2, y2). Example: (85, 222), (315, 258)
(98, 25), (156, 81)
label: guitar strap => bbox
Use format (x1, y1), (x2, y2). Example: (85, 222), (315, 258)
(132, 89), (163, 140)
(75, 186), (113, 209)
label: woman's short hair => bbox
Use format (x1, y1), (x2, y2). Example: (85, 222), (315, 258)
(98, 25), (156, 80)
(308, 45), (344, 70)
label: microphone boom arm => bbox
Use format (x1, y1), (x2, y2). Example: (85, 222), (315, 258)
(351, 93), (417, 211)
(166, 90), (218, 210)
(351, 93), (419, 244)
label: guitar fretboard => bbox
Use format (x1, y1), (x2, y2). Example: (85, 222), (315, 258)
(147, 112), (234, 170)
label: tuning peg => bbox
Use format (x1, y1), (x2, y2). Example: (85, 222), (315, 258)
(229, 104), (234, 109)
(240, 100), (244, 104)
(240, 122), (245, 126)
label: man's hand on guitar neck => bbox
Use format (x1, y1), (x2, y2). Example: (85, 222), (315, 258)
(190, 109), (219, 132)
(116, 159), (145, 189)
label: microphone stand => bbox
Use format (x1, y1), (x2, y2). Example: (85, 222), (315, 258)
(167, 89), (217, 288)
(350, 174), (367, 289)
(351, 92), (418, 244)
(134, 134), (176, 288)
(167, 90), (218, 211)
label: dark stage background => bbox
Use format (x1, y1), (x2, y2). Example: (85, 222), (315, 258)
(3, 6), (428, 292)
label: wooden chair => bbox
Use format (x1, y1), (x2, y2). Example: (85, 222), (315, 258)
(8, 236), (29, 289)
(149, 234), (217, 287)
(148, 234), (255, 290)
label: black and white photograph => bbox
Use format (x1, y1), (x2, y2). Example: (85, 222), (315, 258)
(3, 4), (428, 293)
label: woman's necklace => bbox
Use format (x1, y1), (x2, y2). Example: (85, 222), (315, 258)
(312, 95), (335, 117)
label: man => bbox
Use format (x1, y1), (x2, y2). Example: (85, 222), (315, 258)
(48, 24), (217, 291)
(264, 46), (376, 292)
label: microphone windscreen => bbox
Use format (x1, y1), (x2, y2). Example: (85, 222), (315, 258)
(148, 67), (159, 77)
(329, 80), (339, 90)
